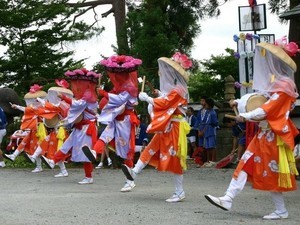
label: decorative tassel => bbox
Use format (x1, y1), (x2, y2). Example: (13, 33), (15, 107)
(176, 115), (191, 170)
(36, 122), (47, 142)
(56, 126), (66, 151)
(277, 136), (298, 188)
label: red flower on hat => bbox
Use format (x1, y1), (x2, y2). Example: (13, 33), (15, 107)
(55, 79), (69, 88)
(275, 36), (300, 57)
(29, 84), (43, 93)
(172, 52), (192, 69)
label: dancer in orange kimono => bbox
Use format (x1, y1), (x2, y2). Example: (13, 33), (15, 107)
(5, 84), (48, 172)
(205, 38), (300, 220)
(122, 52), (191, 202)
(25, 80), (73, 177)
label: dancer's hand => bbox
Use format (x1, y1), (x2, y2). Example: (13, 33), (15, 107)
(139, 92), (149, 101)
(229, 99), (237, 108)
(139, 92), (153, 104)
(10, 102), (16, 109)
(236, 115), (246, 122)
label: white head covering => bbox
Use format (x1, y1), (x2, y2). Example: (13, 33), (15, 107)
(252, 44), (298, 98)
(24, 90), (47, 107)
(47, 87), (73, 106)
(157, 59), (189, 100)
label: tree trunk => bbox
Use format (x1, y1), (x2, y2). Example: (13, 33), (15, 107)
(113, 0), (129, 54)
(67, 0), (129, 54)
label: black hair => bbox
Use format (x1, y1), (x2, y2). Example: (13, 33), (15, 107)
(187, 106), (194, 112)
(206, 98), (215, 108)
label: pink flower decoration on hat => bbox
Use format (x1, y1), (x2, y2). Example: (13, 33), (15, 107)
(87, 71), (101, 78)
(172, 52), (192, 69)
(64, 68), (101, 78)
(29, 84), (43, 93)
(64, 70), (76, 76)
(275, 36), (300, 57)
(55, 79), (69, 88)
(100, 55), (142, 69)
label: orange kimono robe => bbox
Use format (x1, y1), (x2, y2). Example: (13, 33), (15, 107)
(139, 90), (190, 175)
(18, 102), (62, 155)
(234, 92), (299, 192)
(17, 107), (44, 155)
(37, 102), (70, 159)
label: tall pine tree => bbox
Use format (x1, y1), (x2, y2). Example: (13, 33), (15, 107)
(0, 0), (103, 94)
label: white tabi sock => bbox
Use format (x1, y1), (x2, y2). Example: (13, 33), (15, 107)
(224, 170), (248, 200)
(174, 174), (184, 195)
(35, 157), (42, 169)
(32, 146), (43, 160)
(57, 161), (67, 173)
(132, 159), (146, 177)
(271, 192), (287, 214)
(13, 149), (21, 157)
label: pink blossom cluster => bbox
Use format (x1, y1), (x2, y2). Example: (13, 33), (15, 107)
(29, 84), (43, 93)
(55, 79), (69, 88)
(275, 36), (300, 57)
(64, 68), (101, 78)
(172, 52), (192, 69)
(100, 55), (142, 69)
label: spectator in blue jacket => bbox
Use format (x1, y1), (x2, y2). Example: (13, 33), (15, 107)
(201, 98), (218, 167)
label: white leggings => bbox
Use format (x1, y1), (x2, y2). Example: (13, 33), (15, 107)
(225, 170), (286, 213)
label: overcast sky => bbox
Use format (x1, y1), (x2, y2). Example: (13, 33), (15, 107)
(1, 0), (287, 69)
(191, 0), (288, 60)
(71, 0), (289, 68)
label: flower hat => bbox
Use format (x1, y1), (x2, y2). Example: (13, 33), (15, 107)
(64, 68), (101, 83)
(100, 55), (142, 73)
(257, 36), (299, 72)
(158, 52), (192, 83)
(24, 84), (47, 99)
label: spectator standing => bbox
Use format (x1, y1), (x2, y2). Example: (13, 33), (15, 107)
(231, 120), (246, 162)
(135, 115), (148, 153)
(186, 107), (197, 158)
(201, 98), (218, 167)
(195, 96), (208, 163)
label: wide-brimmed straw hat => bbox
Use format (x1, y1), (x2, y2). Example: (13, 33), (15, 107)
(246, 94), (268, 112)
(44, 115), (60, 128)
(24, 90), (47, 99)
(48, 86), (73, 96)
(257, 42), (297, 72)
(158, 57), (189, 83)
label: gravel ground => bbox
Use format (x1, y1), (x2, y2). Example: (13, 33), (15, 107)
(0, 162), (299, 225)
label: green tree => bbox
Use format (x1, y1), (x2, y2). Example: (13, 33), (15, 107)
(125, 0), (223, 88)
(0, 0), (103, 95)
(188, 48), (239, 102)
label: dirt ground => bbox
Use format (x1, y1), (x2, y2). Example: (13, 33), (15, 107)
(0, 162), (300, 225)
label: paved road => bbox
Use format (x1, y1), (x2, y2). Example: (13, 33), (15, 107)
(0, 164), (299, 225)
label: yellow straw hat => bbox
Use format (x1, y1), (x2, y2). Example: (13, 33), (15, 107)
(158, 57), (190, 83)
(246, 94), (268, 112)
(44, 115), (60, 128)
(257, 42), (297, 72)
(24, 90), (47, 99)
(48, 86), (73, 96)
